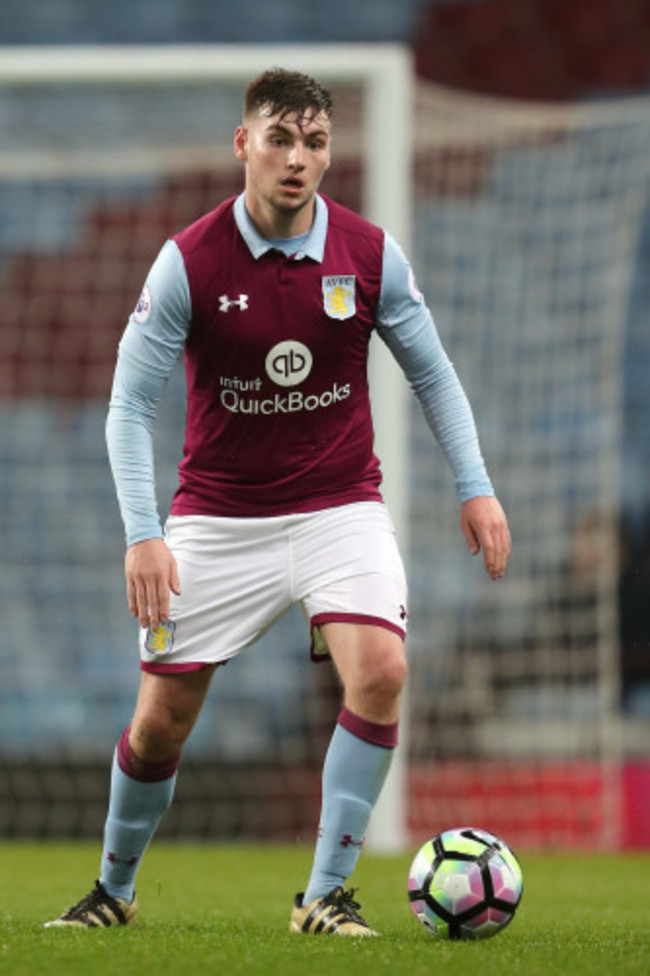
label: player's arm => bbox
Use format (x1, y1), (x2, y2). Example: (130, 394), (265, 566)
(105, 239), (190, 627)
(376, 233), (511, 579)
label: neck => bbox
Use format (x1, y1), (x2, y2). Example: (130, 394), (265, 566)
(244, 194), (316, 240)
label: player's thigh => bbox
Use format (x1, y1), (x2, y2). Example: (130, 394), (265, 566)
(322, 621), (407, 699)
(294, 502), (406, 595)
(296, 502), (408, 657)
(141, 514), (291, 669)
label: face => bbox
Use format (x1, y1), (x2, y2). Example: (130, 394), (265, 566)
(234, 106), (331, 237)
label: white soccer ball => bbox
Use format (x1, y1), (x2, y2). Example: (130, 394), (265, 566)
(407, 827), (523, 940)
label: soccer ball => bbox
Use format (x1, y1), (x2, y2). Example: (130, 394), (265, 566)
(407, 827), (523, 940)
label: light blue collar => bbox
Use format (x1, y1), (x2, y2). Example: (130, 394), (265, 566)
(233, 191), (327, 262)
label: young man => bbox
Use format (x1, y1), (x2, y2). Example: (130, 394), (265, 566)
(46, 68), (510, 935)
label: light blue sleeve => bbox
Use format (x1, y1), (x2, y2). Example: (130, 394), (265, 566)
(376, 232), (494, 502)
(105, 240), (190, 546)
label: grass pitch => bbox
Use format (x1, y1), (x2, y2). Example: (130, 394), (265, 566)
(1, 842), (649, 975)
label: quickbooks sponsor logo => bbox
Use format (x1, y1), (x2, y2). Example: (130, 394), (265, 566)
(220, 340), (350, 415)
(221, 383), (351, 415)
(265, 340), (312, 387)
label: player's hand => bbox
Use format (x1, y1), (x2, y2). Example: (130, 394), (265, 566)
(125, 538), (181, 631)
(460, 495), (511, 580)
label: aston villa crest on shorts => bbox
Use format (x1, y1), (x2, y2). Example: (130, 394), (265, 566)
(322, 275), (356, 321)
(144, 620), (176, 656)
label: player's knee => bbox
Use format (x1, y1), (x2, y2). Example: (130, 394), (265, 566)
(130, 709), (190, 760)
(381, 650), (408, 699)
(359, 647), (407, 705)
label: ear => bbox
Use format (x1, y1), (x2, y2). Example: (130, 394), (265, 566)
(234, 126), (248, 162)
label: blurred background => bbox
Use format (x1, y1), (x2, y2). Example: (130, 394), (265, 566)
(1, 0), (649, 850)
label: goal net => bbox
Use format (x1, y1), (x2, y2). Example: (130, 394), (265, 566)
(1, 46), (648, 850)
(408, 85), (650, 850)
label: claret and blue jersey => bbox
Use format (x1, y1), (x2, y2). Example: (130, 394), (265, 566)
(173, 192), (385, 518)
(106, 192), (494, 545)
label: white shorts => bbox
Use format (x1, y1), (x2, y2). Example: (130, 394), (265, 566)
(140, 501), (408, 673)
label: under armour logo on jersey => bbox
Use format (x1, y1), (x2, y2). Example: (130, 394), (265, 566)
(219, 294), (249, 312)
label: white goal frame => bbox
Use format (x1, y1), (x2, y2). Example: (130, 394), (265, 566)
(0, 43), (413, 850)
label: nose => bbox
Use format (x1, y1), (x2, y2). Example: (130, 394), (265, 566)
(287, 142), (305, 169)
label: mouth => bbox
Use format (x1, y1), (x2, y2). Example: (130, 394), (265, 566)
(280, 177), (304, 194)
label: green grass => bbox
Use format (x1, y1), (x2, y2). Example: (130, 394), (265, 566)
(1, 842), (649, 975)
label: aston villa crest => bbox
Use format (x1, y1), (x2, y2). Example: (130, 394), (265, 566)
(322, 275), (356, 321)
(144, 620), (176, 656)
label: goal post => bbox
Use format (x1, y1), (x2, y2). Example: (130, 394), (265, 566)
(0, 44), (412, 848)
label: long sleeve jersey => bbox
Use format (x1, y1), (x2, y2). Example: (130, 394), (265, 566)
(106, 192), (493, 545)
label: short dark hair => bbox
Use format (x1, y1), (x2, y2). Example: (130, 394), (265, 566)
(244, 68), (333, 123)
